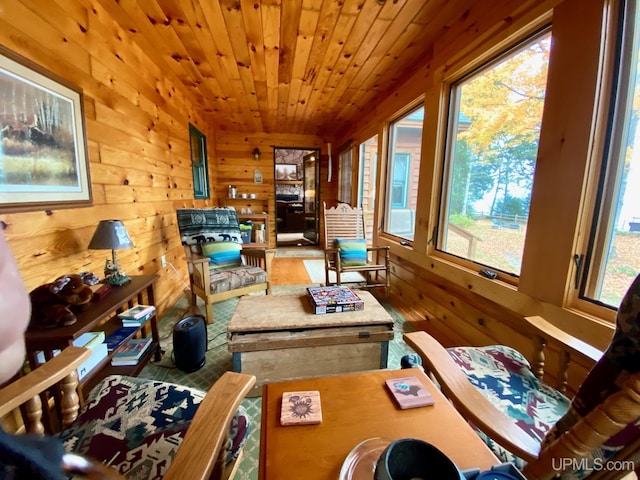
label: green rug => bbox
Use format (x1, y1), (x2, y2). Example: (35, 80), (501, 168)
(138, 286), (416, 479)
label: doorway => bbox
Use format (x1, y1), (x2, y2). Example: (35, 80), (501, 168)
(274, 147), (320, 247)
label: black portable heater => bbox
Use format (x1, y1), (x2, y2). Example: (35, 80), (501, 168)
(173, 314), (207, 372)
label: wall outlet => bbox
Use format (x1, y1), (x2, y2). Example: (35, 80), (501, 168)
(161, 255), (167, 268)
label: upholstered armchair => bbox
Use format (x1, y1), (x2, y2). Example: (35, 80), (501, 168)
(177, 208), (275, 324)
(403, 273), (640, 479)
(0, 346), (256, 480)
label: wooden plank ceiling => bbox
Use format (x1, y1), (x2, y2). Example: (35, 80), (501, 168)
(101, 0), (472, 135)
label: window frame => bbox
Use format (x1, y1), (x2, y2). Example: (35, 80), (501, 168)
(382, 103), (425, 242)
(337, 144), (353, 205)
(189, 124), (209, 200)
(432, 27), (552, 283)
(573, 0), (635, 313)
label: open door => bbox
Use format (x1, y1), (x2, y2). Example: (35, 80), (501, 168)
(303, 151), (319, 243)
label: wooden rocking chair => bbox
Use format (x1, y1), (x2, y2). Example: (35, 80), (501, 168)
(403, 273), (640, 479)
(322, 202), (390, 296)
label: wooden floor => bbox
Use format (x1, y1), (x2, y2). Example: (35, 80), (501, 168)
(270, 256), (313, 285)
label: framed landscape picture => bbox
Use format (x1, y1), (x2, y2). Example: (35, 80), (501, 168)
(275, 164), (298, 181)
(0, 46), (92, 213)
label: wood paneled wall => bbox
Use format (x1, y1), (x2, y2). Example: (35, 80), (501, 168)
(0, 1), (215, 313)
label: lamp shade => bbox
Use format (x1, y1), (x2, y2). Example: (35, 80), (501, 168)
(88, 220), (133, 250)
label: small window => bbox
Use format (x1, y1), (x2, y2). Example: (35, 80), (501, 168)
(384, 106), (424, 241)
(338, 146), (352, 204)
(358, 135), (378, 245)
(581, 0), (640, 308)
(437, 31), (551, 276)
(189, 124), (209, 199)
(357, 135), (378, 211)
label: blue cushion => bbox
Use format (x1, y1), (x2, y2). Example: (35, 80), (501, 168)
(335, 238), (367, 266)
(201, 242), (242, 269)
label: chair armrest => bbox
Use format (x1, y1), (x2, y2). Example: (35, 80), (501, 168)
(184, 254), (209, 265)
(240, 248), (275, 260)
(163, 372), (256, 480)
(403, 331), (541, 463)
(0, 346), (91, 419)
(366, 245), (390, 252)
(525, 316), (603, 364)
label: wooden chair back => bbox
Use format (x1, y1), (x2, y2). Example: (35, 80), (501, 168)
(323, 202), (366, 250)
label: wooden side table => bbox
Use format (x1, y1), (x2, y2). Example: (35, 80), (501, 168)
(259, 369), (498, 479)
(25, 275), (160, 400)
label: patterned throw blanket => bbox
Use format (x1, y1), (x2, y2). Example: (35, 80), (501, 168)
(177, 208), (242, 245)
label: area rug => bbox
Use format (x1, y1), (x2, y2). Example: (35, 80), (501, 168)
(276, 247), (324, 257)
(303, 258), (366, 284)
(138, 287), (416, 479)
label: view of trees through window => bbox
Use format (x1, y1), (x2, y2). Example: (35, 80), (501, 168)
(438, 31), (551, 276)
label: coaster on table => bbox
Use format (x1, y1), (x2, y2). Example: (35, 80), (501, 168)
(280, 391), (322, 426)
(385, 376), (435, 409)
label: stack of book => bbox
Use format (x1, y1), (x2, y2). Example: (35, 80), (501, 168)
(117, 305), (155, 327)
(111, 337), (153, 366)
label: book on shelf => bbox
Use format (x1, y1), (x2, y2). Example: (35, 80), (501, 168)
(35, 331), (108, 381)
(104, 326), (139, 352)
(280, 391), (322, 426)
(111, 337), (153, 366)
(385, 376), (435, 410)
(77, 343), (108, 380)
(120, 311), (154, 327)
(117, 304), (155, 320)
(306, 285), (364, 314)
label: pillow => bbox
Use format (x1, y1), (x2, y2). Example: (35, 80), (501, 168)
(541, 273), (640, 477)
(335, 238), (367, 266)
(201, 242), (242, 269)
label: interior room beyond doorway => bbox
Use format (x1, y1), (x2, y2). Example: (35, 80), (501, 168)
(274, 147), (319, 247)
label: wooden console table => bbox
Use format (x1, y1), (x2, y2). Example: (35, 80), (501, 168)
(25, 275), (160, 399)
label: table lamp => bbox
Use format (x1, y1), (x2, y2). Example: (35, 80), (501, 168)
(88, 220), (133, 286)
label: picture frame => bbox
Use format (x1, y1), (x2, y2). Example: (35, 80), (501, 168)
(0, 46), (92, 213)
(275, 164), (298, 181)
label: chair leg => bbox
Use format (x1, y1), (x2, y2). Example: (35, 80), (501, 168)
(204, 302), (214, 325)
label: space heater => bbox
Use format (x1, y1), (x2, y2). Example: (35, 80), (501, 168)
(173, 314), (207, 372)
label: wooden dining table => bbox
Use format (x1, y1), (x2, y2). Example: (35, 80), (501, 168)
(259, 368), (498, 479)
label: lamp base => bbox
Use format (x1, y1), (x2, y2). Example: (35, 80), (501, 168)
(103, 273), (131, 287)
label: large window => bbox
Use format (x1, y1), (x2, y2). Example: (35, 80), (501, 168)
(385, 106), (424, 240)
(582, 0), (640, 308)
(438, 31), (551, 276)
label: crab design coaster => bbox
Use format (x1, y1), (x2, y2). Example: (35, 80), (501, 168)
(280, 391), (322, 426)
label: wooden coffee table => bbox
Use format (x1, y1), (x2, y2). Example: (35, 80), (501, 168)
(259, 369), (498, 479)
(227, 291), (394, 396)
